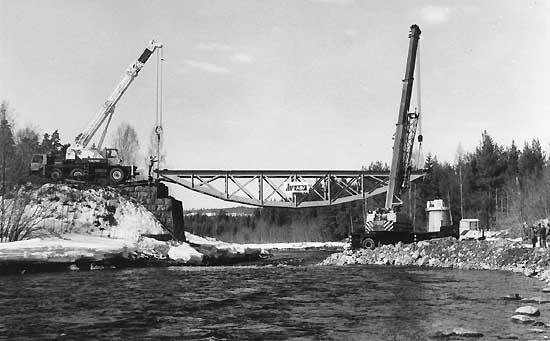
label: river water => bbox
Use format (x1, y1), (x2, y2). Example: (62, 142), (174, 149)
(0, 250), (547, 340)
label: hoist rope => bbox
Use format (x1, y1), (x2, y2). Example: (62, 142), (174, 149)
(415, 39), (424, 169)
(155, 46), (164, 174)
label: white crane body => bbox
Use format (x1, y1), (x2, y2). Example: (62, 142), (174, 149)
(31, 40), (163, 184)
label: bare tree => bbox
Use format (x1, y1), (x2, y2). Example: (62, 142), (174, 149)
(112, 122), (140, 166)
(0, 186), (53, 242)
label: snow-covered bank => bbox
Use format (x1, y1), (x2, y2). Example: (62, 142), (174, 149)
(321, 236), (550, 283)
(0, 184), (267, 273)
(0, 231), (265, 274)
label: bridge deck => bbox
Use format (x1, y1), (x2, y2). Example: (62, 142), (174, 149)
(157, 169), (424, 208)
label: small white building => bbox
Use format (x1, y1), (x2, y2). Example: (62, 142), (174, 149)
(426, 199), (451, 232)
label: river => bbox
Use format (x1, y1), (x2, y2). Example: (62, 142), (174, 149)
(0, 250), (546, 340)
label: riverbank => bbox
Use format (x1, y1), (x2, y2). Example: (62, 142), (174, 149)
(321, 235), (550, 283)
(0, 232), (268, 275)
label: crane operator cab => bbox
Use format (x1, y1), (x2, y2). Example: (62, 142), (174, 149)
(104, 148), (122, 166)
(30, 154), (47, 174)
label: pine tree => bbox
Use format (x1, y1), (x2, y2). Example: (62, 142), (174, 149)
(0, 102), (16, 184)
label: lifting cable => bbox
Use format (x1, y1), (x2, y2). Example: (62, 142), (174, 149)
(155, 45), (164, 176)
(415, 39), (424, 170)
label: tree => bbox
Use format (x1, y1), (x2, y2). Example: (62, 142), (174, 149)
(14, 127), (41, 183)
(364, 161), (390, 171)
(40, 130), (69, 156)
(466, 131), (508, 228)
(0, 102), (16, 184)
(112, 122), (140, 165)
(519, 139), (545, 179)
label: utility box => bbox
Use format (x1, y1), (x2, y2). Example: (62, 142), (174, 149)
(426, 199), (451, 232)
(459, 218), (481, 240)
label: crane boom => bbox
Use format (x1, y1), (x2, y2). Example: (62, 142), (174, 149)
(384, 24), (421, 209)
(67, 40), (163, 159)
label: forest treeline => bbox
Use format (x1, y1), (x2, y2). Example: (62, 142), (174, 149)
(185, 130), (549, 243)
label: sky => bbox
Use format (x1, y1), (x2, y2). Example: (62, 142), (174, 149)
(1, 0), (549, 209)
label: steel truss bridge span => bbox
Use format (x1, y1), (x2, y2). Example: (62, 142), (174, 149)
(157, 169), (424, 208)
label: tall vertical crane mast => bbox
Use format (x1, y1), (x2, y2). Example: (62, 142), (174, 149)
(66, 40), (163, 160)
(364, 24), (421, 234)
(385, 24), (421, 210)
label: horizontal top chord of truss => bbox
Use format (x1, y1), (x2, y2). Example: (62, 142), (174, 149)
(156, 169), (425, 208)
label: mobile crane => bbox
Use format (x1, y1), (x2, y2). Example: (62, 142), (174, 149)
(30, 40), (163, 184)
(351, 25), (457, 249)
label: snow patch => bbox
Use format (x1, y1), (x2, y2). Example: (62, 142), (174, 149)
(167, 244), (203, 265)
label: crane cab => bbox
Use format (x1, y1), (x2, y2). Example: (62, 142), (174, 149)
(103, 148), (122, 166)
(30, 154), (47, 173)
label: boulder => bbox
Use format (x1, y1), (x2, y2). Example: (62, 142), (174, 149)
(529, 328), (545, 333)
(532, 321), (550, 328)
(432, 327), (483, 338)
(523, 268), (537, 277)
(521, 296), (550, 304)
(514, 306), (540, 316)
(501, 293), (522, 301)
(542, 287), (550, 293)
(511, 314), (535, 324)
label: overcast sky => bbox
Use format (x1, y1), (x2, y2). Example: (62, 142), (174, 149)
(1, 0), (549, 208)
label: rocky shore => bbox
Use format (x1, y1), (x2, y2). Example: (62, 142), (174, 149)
(321, 236), (550, 283)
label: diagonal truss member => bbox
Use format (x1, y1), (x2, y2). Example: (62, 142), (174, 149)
(157, 169), (424, 208)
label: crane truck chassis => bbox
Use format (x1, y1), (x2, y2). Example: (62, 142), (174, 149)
(30, 150), (137, 185)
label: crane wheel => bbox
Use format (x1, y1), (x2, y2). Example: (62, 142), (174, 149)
(70, 168), (86, 180)
(362, 238), (376, 250)
(50, 169), (63, 181)
(109, 167), (125, 184)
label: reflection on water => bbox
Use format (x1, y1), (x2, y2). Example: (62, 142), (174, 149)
(0, 251), (545, 340)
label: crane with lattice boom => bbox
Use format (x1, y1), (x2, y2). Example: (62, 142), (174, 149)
(352, 25), (457, 249)
(30, 40), (163, 184)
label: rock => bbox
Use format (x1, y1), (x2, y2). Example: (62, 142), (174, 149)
(530, 328), (546, 333)
(68, 264), (79, 271)
(514, 306), (540, 317)
(501, 293), (522, 301)
(450, 327), (483, 337)
(90, 264), (104, 271)
(417, 255), (429, 266)
(524, 268), (537, 277)
(539, 269), (550, 281)
(532, 321), (550, 328)
(511, 314), (535, 324)
(521, 296), (550, 304)
(542, 287), (550, 293)
(495, 334), (519, 340)
(432, 327), (483, 338)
